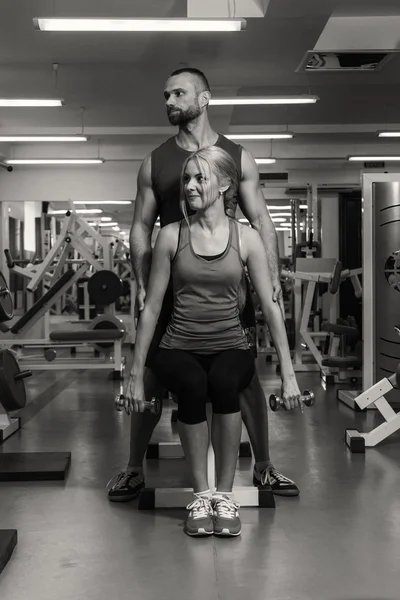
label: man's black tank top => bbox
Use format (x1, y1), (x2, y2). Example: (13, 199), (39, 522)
(151, 134), (243, 227)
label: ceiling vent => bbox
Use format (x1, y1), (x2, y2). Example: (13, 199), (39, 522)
(297, 51), (391, 72)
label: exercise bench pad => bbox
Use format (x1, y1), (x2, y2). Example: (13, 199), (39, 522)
(321, 356), (362, 369)
(321, 322), (358, 336)
(49, 329), (125, 342)
(0, 452), (71, 481)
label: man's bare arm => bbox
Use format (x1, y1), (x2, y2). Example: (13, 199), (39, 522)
(129, 154), (158, 299)
(238, 148), (281, 287)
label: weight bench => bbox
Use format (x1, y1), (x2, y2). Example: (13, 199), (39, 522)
(320, 322), (362, 386)
(345, 365), (400, 453)
(138, 405), (274, 510)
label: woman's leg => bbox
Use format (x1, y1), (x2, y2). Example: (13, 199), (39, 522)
(207, 350), (255, 492)
(152, 349), (210, 493)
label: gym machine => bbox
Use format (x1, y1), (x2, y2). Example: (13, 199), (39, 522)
(0, 266), (126, 378)
(339, 173), (400, 411)
(0, 284), (71, 478)
(281, 259), (362, 385)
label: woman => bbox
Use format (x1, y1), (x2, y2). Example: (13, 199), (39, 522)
(127, 146), (301, 537)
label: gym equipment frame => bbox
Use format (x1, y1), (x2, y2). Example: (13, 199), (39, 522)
(345, 364), (400, 452)
(1, 266), (126, 377)
(338, 174), (400, 410)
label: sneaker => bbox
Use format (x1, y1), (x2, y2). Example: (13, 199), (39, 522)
(212, 494), (241, 537)
(253, 466), (300, 497)
(107, 470), (145, 502)
(185, 494), (214, 537)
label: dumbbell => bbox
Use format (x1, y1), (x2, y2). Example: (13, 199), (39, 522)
(269, 390), (315, 412)
(114, 393), (161, 415)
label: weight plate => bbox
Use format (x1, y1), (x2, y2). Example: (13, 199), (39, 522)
(88, 315), (126, 352)
(87, 270), (123, 306)
(0, 349), (27, 412)
(0, 272), (14, 323)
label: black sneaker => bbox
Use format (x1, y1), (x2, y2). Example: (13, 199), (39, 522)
(253, 466), (300, 497)
(107, 470), (145, 502)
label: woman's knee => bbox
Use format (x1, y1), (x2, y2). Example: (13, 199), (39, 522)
(178, 399), (207, 425)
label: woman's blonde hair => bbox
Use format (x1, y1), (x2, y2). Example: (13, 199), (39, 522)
(179, 146), (239, 225)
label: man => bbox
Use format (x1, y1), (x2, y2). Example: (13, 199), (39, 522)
(107, 67), (300, 501)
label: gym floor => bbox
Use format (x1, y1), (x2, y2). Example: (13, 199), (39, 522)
(1, 354), (400, 600)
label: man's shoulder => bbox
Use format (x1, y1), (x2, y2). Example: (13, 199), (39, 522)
(217, 134), (242, 151)
(151, 135), (176, 157)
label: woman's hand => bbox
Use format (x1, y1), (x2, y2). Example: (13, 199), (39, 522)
(125, 372), (147, 413)
(281, 376), (303, 413)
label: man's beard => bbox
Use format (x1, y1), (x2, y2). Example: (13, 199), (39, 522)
(168, 103), (202, 126)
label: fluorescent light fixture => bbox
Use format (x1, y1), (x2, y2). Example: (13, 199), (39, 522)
(275, 227), (291, 231)
(50, 209), (103, 215)
(267, 205), (291, 210)
(0, 136), (87, 142)
(210, 96), (318, 106)
(6, 159), (104, 165)
(348, 156), (400, 161)
(255, 158), (276, 165)
(269, 212), (291, 217)
(101, 217), (113, 222)
(378, 132), (400, 137)
(300, 205), (308, 209)
(271, 217), (288, 223)
(74, 201), (131, 206)
(0, 99), (63, 107)
(112, 226), (121, 231)
(98, 222), (118, 227)
(33, 17), (245, 32)
(226, 133), (293, 140)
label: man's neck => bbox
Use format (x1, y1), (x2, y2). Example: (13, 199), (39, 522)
(176, 117), (219, 152)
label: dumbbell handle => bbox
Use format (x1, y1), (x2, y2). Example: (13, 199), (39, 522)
(115, 394), (160, 415)
(271, 390), (314, 405)
(14, 370), (33, 381)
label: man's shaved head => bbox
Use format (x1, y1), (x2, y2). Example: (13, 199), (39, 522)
(169, 68), (211, 94)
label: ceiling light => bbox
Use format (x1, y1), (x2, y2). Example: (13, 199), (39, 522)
(112, 226), (121, 231)
(226, 134), (293, 140)
(0, 99), (63, 107)
(100, 217), (113, 222)
(272, 217), (288, 223)
(6, 159), (104, 165)
(98, 222), (118, 227)
(73, 200), (132, 205)
(210, 96), (318, 106)
(255, 158), (276, 165)
(0, 136), (87, 142)
(300, 205), (308, 209)
(378, 132), (400, 137)
(33, 18), (246, 32)
(269, 212), (291, 217)
(275, 227), (292, 231)
(267, 205), (292, 210)
(49, 209), (103, 215)
(348, 156), (400, 161)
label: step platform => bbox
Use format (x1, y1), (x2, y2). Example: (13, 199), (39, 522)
(146, 441), (252, 460)
(0, 452), (71, 481)
(0, 530), (17, 574)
